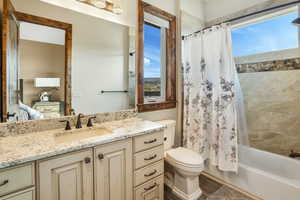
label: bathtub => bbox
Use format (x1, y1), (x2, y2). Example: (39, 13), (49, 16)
(205, 145), (300, 200)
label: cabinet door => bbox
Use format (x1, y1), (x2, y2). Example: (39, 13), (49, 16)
(38, 149), (93, 200)
(94, 139), (133, 200)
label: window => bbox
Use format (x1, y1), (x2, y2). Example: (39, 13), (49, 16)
(232, 11), (298, 57)
(137, 1), (176, 112)
(144, 23), (166, 103)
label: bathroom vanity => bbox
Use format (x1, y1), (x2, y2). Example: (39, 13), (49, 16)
(0, 118), (165, 200)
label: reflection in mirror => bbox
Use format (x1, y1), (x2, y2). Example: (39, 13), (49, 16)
(2, 8), (72, 122)
(128, 27), (136, 108)
(6, 4), (19, 122)
(19, 22), (66, 120)
(1, 0), (136, 122)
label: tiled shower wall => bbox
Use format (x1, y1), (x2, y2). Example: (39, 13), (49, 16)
(237, 57), (300, 156)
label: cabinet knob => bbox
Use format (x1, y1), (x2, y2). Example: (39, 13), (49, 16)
(98, 153), (104, 160)
(144, 154), (157, 161)
(144, 183), (157, 191)
(84, 157), (91, 164)
(144, 170), (157, 177)
(144, 138), (157, 144)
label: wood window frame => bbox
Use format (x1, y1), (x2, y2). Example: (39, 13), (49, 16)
(1, 10), (73, 121)
(136, 1), (177, 112)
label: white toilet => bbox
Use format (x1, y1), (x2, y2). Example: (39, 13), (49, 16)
(158, 120), (204, 200)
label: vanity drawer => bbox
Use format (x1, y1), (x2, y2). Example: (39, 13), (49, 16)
(134, 175), (164, 200)
(0, 188), (35, 200)
(35, 105), (59, 113)
(0, 164), (35, 197)
(134, 145), (164, 170)
(134, 160), (164, 187)
(134, 131), (164, 153)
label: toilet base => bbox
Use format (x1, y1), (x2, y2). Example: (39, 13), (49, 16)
(164, 166), (203, 200)
(172, 172), (202, 200)
(173, 186), (202, 200)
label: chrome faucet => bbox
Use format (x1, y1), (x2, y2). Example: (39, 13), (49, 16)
(76, 114), (84, 129)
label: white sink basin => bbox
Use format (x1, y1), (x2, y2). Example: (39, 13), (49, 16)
(54, 127), (112, 144)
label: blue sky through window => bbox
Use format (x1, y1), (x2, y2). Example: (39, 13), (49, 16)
(232, 12), (298, 57)
(144, 23), (161, 78)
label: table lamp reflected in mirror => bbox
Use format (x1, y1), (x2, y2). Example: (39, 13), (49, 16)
(34, 78), (60, 102)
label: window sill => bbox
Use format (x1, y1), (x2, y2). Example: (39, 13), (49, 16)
(137, 101), (176, 112)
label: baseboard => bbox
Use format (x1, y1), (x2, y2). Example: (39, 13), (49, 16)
(202, 172), (263, 200)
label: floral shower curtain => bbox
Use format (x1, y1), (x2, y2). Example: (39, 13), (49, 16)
(182, 24), (238, 172)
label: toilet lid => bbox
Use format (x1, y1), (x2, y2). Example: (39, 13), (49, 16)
(166, 147), (204, 167)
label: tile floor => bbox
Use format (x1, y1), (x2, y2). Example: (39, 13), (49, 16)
(165, 174), (255, 200)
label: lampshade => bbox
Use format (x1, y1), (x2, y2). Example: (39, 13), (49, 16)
(35, 78), (60, 88)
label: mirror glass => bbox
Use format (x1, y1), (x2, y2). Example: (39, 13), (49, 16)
(19, 22), (66, 119)
(2, 0), (136, 122)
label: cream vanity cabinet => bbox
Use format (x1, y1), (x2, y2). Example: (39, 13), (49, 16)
(0, 164), (35, 200)
(1, 131), (164, 200)
(37, 139), (133, 200)
(38, 149), (94, 200)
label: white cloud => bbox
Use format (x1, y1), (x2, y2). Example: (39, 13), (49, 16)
(144, 57), (151, 65)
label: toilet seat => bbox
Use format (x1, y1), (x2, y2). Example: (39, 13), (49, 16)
(165, 147), (204, 170)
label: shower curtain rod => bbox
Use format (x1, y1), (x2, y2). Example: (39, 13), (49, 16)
(182, 0), (300, 39)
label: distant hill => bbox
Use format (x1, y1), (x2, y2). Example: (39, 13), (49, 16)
(144, 77), (160, 83)
(144, 77), (161, 95)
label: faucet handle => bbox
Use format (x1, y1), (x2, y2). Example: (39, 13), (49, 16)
(60, 120), (71, 131)
(87, 116), (97, 127)
(76, 114), (84, 129)
(70, 108), (76, 116)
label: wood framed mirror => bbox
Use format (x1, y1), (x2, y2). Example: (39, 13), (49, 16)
(1, 0), (72, 122)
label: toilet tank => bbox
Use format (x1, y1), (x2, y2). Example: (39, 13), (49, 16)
(157, 120), (176, 151)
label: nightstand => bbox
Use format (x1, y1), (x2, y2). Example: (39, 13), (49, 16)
(32, 102), (61, 118)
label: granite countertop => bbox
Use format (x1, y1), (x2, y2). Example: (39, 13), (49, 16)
(0, 118), (165, 169)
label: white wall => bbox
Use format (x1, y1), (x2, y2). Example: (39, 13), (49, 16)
(144, 0), (177, 15)
(180, 0), (205, 21)
(180, 0), (205, 35)
(204, 0), (270, 22)
(12, 0), (130, 114)
(138, 109), (177, 121)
